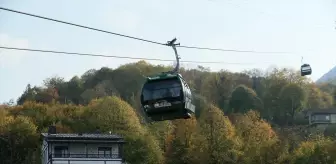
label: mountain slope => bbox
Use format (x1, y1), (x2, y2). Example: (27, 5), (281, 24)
(316, 65), (336, 84)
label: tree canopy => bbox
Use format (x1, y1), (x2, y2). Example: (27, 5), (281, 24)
(2, 60), (336, 163)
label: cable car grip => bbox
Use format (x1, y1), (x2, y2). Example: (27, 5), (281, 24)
(166, 38), (181, 74)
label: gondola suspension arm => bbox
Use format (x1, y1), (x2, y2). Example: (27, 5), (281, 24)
(166, 38), (181, 73)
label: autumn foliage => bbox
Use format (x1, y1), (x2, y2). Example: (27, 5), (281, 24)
(2, 61), (336, 163)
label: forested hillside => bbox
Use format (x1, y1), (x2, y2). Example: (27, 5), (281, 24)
(2, 60), (336, 164)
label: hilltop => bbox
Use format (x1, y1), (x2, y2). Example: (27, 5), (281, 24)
(13, 60), (336, 124)
(316, 65), (336, 84)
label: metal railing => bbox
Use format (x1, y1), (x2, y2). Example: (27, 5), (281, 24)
(311, 119), (331, 124)
(49, 153), (120, 159)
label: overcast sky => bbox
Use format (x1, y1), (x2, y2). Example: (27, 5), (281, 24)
(0, 0), (336, 102)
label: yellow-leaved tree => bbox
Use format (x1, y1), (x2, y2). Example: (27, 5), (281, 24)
(231, 110), (286, 163)
(190, 104), (242, 164)
(165, 116), (198, 164)
(81, 96), (164, 164)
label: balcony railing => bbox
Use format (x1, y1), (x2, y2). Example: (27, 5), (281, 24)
(49, 153), (120, 159)
(311, 119), (331, 124)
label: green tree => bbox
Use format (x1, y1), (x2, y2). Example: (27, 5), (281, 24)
(1, 116), (39, 164)
(321, 91), (334, 108)
(261, 72), (288, 121)
(324, 124), (336, 138)
(306, 84), (333, 109)
(64, 76), (85, 104)
(17, 84), (38, 105)
(229, 85), (263, 114)
(81, 96), (164, 164)
(123, 134), (164, 164)
(278, 83), (306, 125)
(200, 71), (235, 111)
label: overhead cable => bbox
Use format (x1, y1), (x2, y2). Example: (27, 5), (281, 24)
(0, 46), (271, 65)
(0, 7), (290, 54)
(0, 7), (165, 46)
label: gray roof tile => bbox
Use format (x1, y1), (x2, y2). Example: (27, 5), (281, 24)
(41, 133), (124, 140)
(303, 108), (336, 116)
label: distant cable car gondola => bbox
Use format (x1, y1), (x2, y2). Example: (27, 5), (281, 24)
(300, 57), (312, 76)
(301, 64), (312, 76)
(140, 38), (195, 121)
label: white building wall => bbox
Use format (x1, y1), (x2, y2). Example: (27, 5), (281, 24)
(42, 142), (122, 164)
(41, 140), (48, 164)
(52, 160), (122, 164)
(87, 143), (119, 155)
(331, 114), (336, 123)
(52, 159), (122, 164)
(51, 143), (119, 155)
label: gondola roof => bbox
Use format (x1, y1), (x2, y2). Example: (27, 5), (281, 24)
(146, 73), (181, 81)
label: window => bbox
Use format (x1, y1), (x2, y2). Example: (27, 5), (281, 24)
(98, 147), (112, 158)
(182, 78), (191, 89)
(312, 114), (330, 122)
(54, 146), (68, 158)
(301, 66), (311, 71)
(142, 79), (182, 101)
(181, 79), (192, 98)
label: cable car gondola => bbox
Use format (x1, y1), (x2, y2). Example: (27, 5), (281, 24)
(301, 64), (312, 76)
(140, 39), (195, 121)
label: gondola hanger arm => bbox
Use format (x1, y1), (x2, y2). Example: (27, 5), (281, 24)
(166, 38), (181, 73)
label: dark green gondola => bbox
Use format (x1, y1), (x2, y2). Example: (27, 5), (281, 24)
(301, 64), (312, 76)
(140, 38), (195, 121)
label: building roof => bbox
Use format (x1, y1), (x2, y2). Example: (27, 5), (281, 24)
(41, 133), (125, 143)
(303, 108), (336, 117)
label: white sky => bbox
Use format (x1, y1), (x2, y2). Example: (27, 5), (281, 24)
(0, 0), (335, 102)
